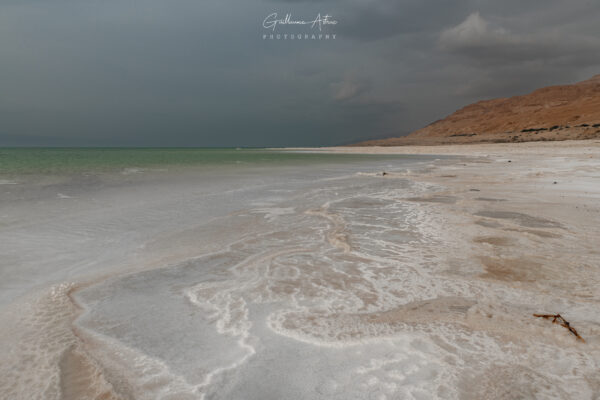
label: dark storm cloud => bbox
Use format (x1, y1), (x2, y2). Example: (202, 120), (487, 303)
(335, 0), (471, 41)
(1, 0), (599, 146)
(439, 12), (600, 67)
(435, 5), (600, 98)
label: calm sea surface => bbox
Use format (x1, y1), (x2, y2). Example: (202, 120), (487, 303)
(0, 148), (423, 175)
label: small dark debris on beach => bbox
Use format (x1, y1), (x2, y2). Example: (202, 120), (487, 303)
(469, 189), (481, 192)
(533, 313), (585, 342)
(508, 160), (512, 163)
(382, 171), (388, 176)
(553, 181), (558, 184)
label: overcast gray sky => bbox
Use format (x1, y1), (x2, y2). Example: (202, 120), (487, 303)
(1, 0), (599, 146)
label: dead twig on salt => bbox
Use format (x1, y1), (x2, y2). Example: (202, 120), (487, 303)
(533, 313), (585, 342)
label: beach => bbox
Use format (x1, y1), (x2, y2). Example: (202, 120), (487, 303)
(1, 142), (599, 399)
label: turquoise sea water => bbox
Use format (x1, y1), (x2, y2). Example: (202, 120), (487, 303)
(0, 148), (410, 175)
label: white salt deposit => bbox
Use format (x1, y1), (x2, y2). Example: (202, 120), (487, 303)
(1, 149), (599, 399)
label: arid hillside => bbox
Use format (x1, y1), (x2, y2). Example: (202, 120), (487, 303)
(354, 75), (600, 145)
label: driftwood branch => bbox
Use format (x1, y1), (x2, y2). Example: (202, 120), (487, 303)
(533, 313), (585, 342)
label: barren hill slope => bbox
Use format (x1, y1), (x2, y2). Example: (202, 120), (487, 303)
(355, 75), (600, 146)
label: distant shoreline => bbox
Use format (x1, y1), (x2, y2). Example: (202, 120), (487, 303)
(283, 138), (600, 155)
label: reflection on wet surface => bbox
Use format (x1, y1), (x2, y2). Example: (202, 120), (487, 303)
(474, 211), (564, 229)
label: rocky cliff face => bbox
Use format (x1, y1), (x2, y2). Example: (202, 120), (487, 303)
(355, 75), (600, 146)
